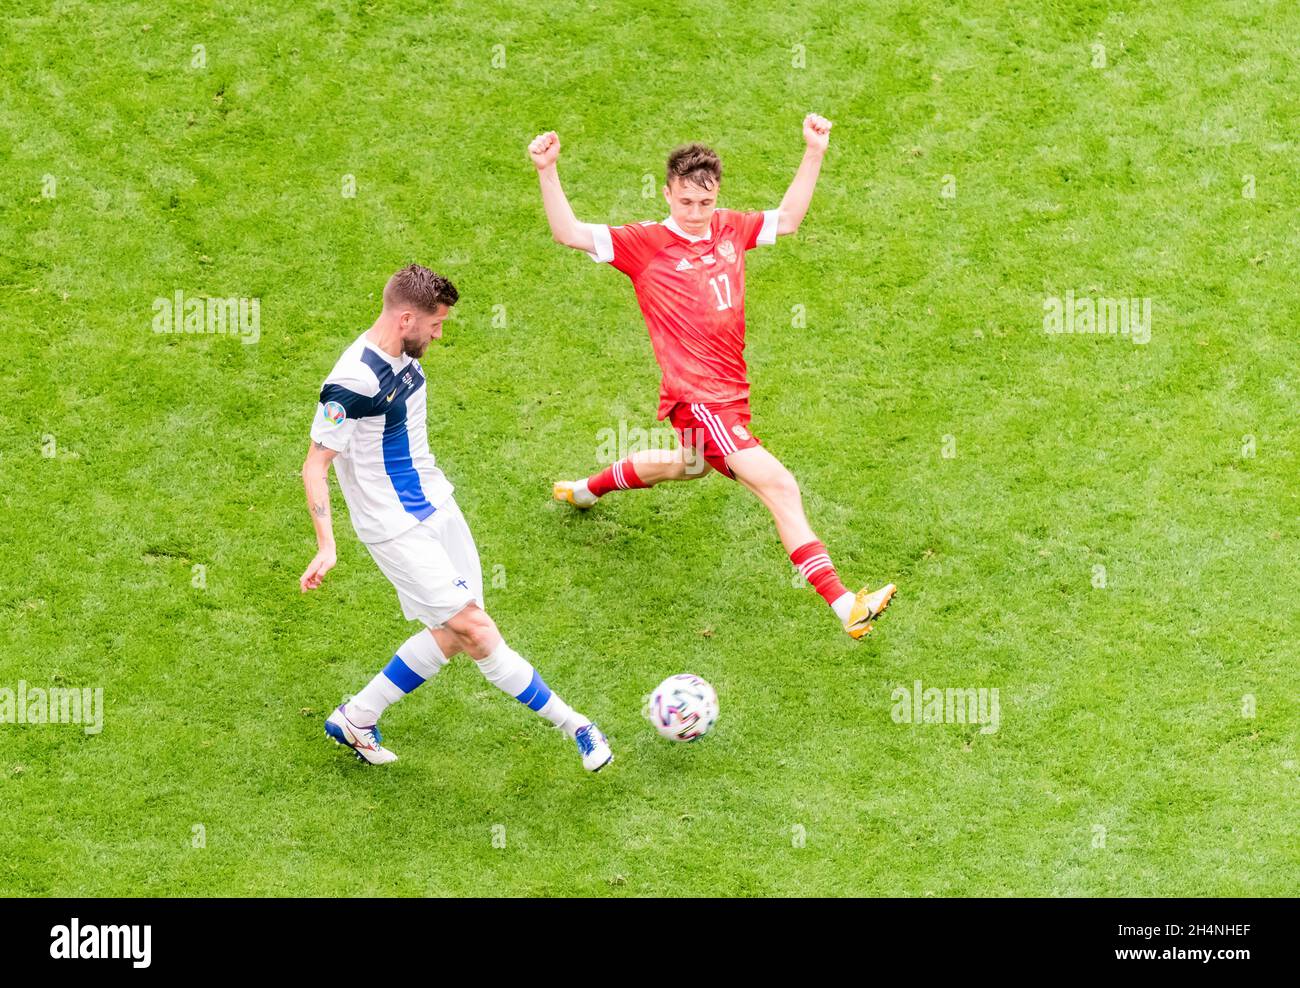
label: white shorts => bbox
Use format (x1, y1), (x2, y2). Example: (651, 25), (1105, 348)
(364, 498), (484, 628)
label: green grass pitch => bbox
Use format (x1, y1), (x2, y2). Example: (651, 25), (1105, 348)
(1, 0), (1296, 896)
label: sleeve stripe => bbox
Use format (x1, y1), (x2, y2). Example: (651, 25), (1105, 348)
(757, 209), (780, 247)
(584, 223), (615, 263)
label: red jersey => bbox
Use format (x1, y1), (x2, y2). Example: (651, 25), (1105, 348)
(587, 208), (779, 419)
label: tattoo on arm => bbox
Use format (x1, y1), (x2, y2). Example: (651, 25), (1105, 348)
(312, 499), (329, 519)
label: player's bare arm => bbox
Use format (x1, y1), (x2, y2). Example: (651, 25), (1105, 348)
(528, 130), (597, 254)
(300, 440), (338, 592)
(775, 113), (832, 236)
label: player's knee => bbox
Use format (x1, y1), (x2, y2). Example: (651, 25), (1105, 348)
(765, 466), (801, 505)
(456, 606), (500, 658)
(430, 626), (463, 660)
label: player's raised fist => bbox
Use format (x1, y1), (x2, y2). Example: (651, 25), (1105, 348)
(803, 113), (832, 151)
(528, 131), (561, 170)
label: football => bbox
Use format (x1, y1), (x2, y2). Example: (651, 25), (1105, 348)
(644, 673), (719, 741)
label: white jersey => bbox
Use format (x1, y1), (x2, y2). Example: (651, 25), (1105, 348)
(309, 332), (454, 544)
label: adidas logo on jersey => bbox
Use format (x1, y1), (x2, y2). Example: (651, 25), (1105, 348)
(675, 258), (693, 272)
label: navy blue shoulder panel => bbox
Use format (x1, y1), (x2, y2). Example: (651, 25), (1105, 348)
(316, 346), (402, 417)
(319, 382), (377, 416)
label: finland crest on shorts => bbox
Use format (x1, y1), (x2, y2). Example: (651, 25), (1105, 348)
(365, 499), (485, 628)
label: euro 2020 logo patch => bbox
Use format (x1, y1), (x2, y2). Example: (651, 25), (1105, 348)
(323, 401), (347, 426)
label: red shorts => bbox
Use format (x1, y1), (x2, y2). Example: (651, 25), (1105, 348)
(667, 399), (761, 479)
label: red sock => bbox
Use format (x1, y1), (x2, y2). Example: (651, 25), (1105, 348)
(790, 540), (849, 606)
(587, 458), (650, 498)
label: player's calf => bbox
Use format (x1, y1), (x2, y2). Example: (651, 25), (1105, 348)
(628, 446), (706, 484)
(729, 446), (898, 638)
(344, 629), (447, 723)
(449, 605), (613, 772)
(554, 446), (705, 509)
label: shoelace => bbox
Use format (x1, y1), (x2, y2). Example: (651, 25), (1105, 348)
(351, 719), (381, 748)
(576, 726), (596, 755)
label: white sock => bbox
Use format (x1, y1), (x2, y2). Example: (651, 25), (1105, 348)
(831, 591), (855, 624)
(346, 630), (447, 725)
(545, 698), (591, 739)
(475, 639), (589, 738)
(573, 478), (598, 506)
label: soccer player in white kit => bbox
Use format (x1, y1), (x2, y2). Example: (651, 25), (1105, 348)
(299, 264), (612, 771)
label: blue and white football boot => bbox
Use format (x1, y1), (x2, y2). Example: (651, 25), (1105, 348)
(325, 704), (398, 765)
(575, 722), (612, 772)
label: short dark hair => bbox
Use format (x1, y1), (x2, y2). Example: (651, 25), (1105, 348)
(666, 143), (722, 190)
(383, 264), (458, 313)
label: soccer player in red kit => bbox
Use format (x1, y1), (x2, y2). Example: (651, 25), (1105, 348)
(528, 115), (896, 638)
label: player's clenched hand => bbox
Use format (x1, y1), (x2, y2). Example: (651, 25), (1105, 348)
(300, 548), (337, 592)
(528, 130), (561, 170)
(803, 113), (832, 152)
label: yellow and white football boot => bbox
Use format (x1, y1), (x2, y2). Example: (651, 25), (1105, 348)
(845, 583), (897, 639)
(553, 479), (598, 509)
